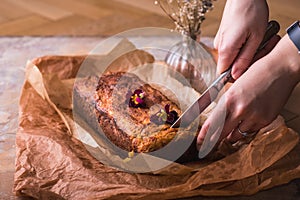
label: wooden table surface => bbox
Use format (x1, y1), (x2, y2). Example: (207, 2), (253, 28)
(0, 0), (299, 37)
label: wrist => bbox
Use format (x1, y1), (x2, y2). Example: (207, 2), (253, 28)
(270, 35), (300, 83)
(284, 34), (300, 82)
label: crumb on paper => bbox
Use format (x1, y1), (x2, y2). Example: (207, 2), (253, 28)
(123, 157), (131, 163)
(128, 151), (135, 158)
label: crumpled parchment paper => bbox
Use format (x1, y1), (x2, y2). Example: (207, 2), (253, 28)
(14, 39), (300, 199)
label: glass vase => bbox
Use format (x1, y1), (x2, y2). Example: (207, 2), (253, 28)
(165, 35), (216, 93)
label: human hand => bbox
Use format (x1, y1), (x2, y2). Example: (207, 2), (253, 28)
(197, 35), (300, 158)
(214, 0), (269, 79)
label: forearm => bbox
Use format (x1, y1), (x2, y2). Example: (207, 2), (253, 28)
(267, 34), (300, 85)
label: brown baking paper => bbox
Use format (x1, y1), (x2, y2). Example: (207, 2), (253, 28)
(15, 39), (300, 199)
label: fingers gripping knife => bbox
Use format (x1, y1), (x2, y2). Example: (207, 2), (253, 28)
(171, 20), (280, 128)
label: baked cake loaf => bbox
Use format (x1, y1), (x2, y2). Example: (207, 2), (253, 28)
(74, 71), (200, 162)
(95, 72), (189, 153)
(74, 71), (252, 163)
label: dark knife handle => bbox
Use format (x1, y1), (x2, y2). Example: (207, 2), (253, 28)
(257, 20), (281, 52)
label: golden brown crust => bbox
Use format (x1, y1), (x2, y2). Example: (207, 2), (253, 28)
(94, 72), (181, 152)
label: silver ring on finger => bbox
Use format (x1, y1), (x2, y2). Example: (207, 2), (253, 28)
(237, 125), (257, 137)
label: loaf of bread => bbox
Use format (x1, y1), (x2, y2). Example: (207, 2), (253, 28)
(95, 71), (189, 153)
(74, 71), (202, 162)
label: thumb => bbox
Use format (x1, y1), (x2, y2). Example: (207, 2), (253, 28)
(217, 45), (240, 74)
(231, 35), (260, 79)
(215, 30), (246, 74)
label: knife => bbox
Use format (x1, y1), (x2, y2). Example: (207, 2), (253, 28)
(171, 20), (280, 128)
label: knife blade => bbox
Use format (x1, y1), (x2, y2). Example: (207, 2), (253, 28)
(171, 20), (280, 128)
